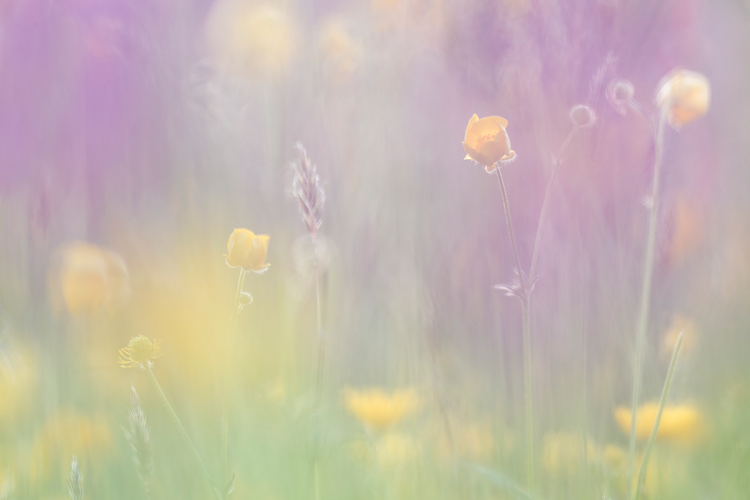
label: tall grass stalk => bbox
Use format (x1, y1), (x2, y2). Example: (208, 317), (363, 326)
(633, 331), (685, 500)
(625, 109), (667, 499)
(220, 268), (246, 491)
(494, 167), (534, 490)
(145, 364), (221, 499)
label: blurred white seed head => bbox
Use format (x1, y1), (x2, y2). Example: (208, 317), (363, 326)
(569, 104), (596, 128)
(607, 79), (634, 116)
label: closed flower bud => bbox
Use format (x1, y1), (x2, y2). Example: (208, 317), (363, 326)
(655, 69), (710, 129)
(607, 79), (634, 116)
(224, 228), (270, 273)
(462, 114), (516, 172)
(569, 104), (596, 128)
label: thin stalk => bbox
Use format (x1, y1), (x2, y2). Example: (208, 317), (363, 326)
(494, 167), (534, 490)
(633, 332), (685, 500)
(145, 364), (220, 499)
(221, 269), (246, 492)
(529, 127), (578, 281)
(625, 110), (667, 499)
(313, 237), (325, 402)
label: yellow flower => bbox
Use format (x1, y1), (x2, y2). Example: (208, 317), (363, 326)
(49, 242), (130, 316)
(119, 335), (162, 368)
(462, 114), (515, 172)
(317, 18), (361, 87)
(206, 1), (295, 80)
(613, 402), (703, 444)
(343, 388), (420, 431)
(225, 228), (270, 273)
(655, 69), (710, 129)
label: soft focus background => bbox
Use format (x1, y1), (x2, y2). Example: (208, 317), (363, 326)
(0, 0), (747, 498)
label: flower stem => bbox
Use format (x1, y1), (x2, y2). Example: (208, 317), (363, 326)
(626, 110), (667, 499)
(529, 126), (578, 281)
(145, 364), (220, 499)
(633, 332), (685, 500)
(494, 167), (534, 490)
(221, 268), (246, 493)
(313, 236), (325, 403)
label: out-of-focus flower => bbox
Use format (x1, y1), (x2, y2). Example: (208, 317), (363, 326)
(375, 432), (421, 468)
(660, 315), (698, 361)
(655, 69), (710, 129)
(30, 409), (114, 484)
(317, 18), (362, 86)
(541, 432), (599, 475)
(462, 114), (515, 172)
(343, 388), (421, 431)
(663, 194), (704, 267)
(569, 104), (596, 128)
(49, 242), (130, 317)
(613, 402), (703, 444)
(118, 335), (162, 369)
(607, 79), (634, 116)
(225, 229), (270, 273)
(206, 1), (296, 80)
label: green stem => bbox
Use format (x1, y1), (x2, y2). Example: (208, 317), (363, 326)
(221, 269), (246, 491)
(313, 236), (325, 403)
(494, 167), (534, 490)
(145, 364), (220, 499)
(626, 110), (667, 499)
(529, 127), (578, 281)
(633, 332), (685, 500)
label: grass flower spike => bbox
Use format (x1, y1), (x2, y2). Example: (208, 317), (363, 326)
(225, 228), (270, 273)
(655, 69), (710, 129)
(119, 336), (162, 369)
(462, 114), (516, 172)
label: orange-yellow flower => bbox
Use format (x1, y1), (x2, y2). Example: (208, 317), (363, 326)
(49, 242), (130, 316)
(225, 229), (270, 273)
(462, 114), (515, 172)
(343, 388), (420, 431)
(655, 69), (710, 129)
(613, 402), (703, 444)
(119, 335), (162, 369)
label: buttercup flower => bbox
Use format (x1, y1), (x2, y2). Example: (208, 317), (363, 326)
(613, 402), (703, 444)
(49, 242), (130, 316)
(343, 388), (421, 431)
(462, 114), (515, 172)
(655, 69), (710, 129)
(225, 229), (270, 273)
(119, 336), (162, 369)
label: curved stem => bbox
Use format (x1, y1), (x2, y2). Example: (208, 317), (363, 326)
(633, 332), (685, 500)
(529, 127), (578, 281)
(221, 269), (246, 491)
(625, 110), (667, 499)
(145, 364), (220, 499)
(494, 167), (534, 489)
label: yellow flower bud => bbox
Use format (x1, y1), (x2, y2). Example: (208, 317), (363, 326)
(225, 228), (270, 273)
(655, 69), (710, 129)
(462, 114), (516, 172)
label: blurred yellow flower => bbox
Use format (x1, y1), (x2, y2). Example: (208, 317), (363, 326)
(119, 335), (162, 369)
(317, 18), (362, 87)
(541, 432), (599, 475)
(655, 69), (710, 129)
(462, 114), (515, 172)
(660, 315), (698, 361)
(601, 443), (628, 471)
(343, 388), (420, 431)
(206, 1), (295, 80)
(613, 402), (703, 443)
(225, 228), (270, 273)
(30, 409), (113, 484)
(49, 242), (130, 316)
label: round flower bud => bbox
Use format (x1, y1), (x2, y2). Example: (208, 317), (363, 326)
(655, 69), (710, 129)
(569, 104), (596, 128)
(224, 228), (270, 273)
(607, 79), (634, 116)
